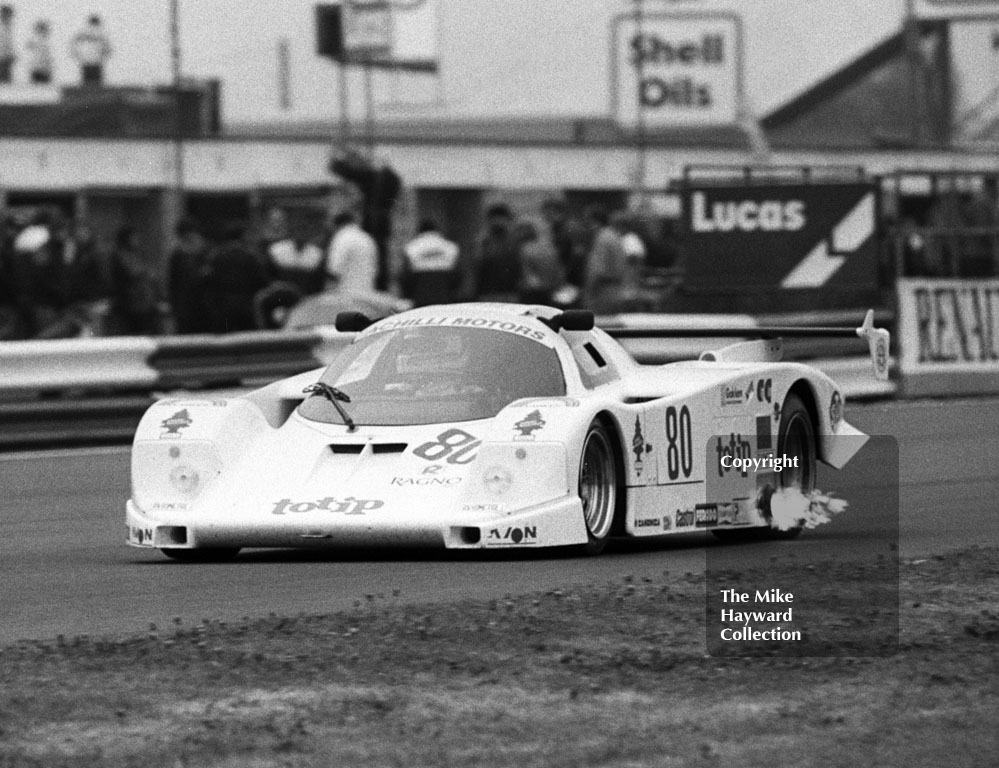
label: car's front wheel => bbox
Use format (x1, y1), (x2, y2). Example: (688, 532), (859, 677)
(160, 547), (241, 563)
(577, 420), (618, 555)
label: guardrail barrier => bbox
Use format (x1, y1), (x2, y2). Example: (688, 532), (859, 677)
(0, 312), (893, 450)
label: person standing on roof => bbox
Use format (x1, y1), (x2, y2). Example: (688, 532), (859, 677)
(325, 211), (378, 293)
(71, 14), (111, 86)
(26, 19), (53, 84)
(0, 5), (16, 85)
(399, 220), (462, 307)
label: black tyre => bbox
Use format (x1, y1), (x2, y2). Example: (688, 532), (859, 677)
(766, 392), (816, 539)
(713, 392), (815, 542)
(576, 420), (619, 555)
(160, 547), (241, 562)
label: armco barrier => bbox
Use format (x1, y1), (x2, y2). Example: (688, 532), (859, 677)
(0, 329), (353, 450)
(0, 330), (354, 396)
(0, 395), (155, 448)
(148, 330), (352, 389)
(0, 337), (159, 392)
(0, 313), (893, 450)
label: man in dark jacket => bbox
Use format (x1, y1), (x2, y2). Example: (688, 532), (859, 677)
(166, 217), (211, 334)
(472, 203), (520, 301)
(203, 222), (271, 333)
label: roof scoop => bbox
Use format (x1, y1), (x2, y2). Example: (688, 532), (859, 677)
(544, 310), (595, 333)
(335, 312), (373, 332)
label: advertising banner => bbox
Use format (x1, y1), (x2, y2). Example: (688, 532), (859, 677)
(343, 0), (393, 61)
(897, 278), (999, 397)
(612, 12), (742, 127)
(913, 0), (999, 19)
(679, 182), (879, 293)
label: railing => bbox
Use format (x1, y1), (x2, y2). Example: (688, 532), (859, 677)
(888, 226), (999, 279)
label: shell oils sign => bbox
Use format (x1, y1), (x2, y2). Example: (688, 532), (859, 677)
(612, 12), (743, 127)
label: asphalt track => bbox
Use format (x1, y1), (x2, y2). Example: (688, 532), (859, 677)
(2, 398), (997, 644)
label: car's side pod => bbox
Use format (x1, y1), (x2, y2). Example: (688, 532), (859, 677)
(335, 311), (374, 332)
(543, 310), (595, 333)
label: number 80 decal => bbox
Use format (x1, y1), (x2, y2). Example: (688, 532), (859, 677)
(665, 406), (693, 480)
(413, 429), (481, 464)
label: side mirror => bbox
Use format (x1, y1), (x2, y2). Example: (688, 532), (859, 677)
(335, 311), (373, 332)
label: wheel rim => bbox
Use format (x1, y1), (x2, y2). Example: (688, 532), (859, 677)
(780, 412), (814, 493)
(579, 429), (615, 539)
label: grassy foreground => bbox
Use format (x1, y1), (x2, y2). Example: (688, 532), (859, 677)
(2, 547), (998, 768)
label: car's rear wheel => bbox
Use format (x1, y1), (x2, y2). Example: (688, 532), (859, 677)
(160, 547), (241, 562)
(576, 420), (618, 555)
(765, 393), (815, 539)
(713, 392), (815, 542)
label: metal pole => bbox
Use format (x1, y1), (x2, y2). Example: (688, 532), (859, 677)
(904, 0), (923, 147)
(634, 0), (648, 200)
(338, 60), (351, 146)
(171, 0), (184, 195)
(364, 62), (375, 159)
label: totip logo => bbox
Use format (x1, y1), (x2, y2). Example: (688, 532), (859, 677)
(271, 497), (384, 515)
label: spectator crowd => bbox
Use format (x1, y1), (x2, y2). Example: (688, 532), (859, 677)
(0, 197), (667, 340)
(0, 5), (112, 87)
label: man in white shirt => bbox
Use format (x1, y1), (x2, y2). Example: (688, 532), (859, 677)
(71, 14), (111, 86)
(26, 20), (54, 84)
(325, 212), (378, 293)
(400, 220), (462, 307)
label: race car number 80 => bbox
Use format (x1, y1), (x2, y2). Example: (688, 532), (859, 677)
(665, 406), (693, 480)
(413, 429), (481, 464)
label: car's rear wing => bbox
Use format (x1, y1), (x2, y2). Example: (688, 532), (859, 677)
(602, 310), (891, 381)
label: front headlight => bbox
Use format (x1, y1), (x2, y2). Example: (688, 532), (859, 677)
(132, 439), (222, 511)
(169, 464), (202, 495)
(482, 466), (513, 495)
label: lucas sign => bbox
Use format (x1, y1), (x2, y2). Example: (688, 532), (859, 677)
(613, 12), (742, 127)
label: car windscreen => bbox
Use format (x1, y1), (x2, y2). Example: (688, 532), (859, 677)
(297, 326), (566, 426)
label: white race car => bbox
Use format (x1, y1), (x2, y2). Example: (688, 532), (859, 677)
(126, 303), (889, 560)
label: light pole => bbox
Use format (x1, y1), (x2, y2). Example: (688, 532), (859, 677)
(634, 0), (648, 202)
(169, 0), (184, 227)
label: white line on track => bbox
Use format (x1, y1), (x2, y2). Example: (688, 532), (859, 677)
(0, 445), (131, 462)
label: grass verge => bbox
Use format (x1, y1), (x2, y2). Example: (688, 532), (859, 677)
(2, 547), (998, 768)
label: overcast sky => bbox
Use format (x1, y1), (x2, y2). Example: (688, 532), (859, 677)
(2, 0), (912, 123)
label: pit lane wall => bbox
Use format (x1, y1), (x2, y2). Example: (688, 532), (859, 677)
(897, 278), (999, 398)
